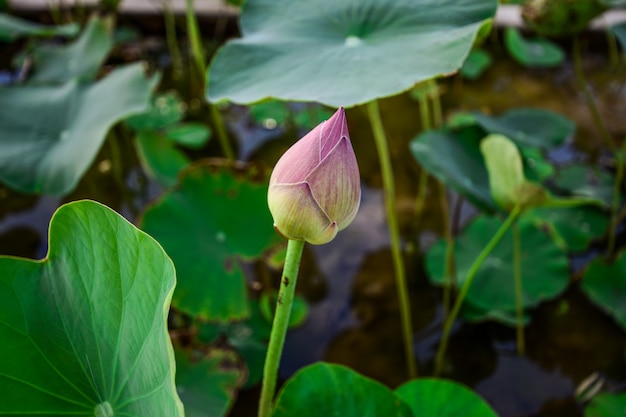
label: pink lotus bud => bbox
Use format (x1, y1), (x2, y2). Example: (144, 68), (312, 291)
(268, 107), (361, 245)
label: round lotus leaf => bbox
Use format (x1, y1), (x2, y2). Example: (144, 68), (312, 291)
(272, 363), (412, 417)
(472, 108), (575, 149)
(582, 251), (626, 331)
(396, 378), (498, 417)
(426, 214), (570, 313)
(411, 126), (496, 212)
(504, 28), (565, 68)
(140, 160), (280, 321)
(207, 0), (497, 107)
(0, 200), (183, 415)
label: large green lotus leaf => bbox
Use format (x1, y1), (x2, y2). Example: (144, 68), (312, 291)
(0, 200), (183, 416)
(411, 126), (497, 212)
(175, 348), (242, 417)
(0, 13), (78, 42)
(582, 251), (626, 331)
(472, 108), (575, 149)
(272, 363), (412, 417)
(527, 206), (609, 252)
(426, 214), (569, 313)
(207, 0), (498, 107)
(0, 63), (153, 195)
(585, 392), (626, 417)
(396, 378), (498, 417)
(140, 160), (280, 321)
(504, 28), (565, 68)
(28, 17), (113, 84)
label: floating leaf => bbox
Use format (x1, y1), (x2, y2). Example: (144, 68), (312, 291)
(582, 251), (626, 331)
(528, 206), (609, 252)
(259, 292), (309, 328)
(165, 123), (212, 149)
(461, 48), (492, 80)
(504, 27), (565, 68)
(411, 126), (496, 212)
(126, 91), (185, 131)
(0, 63), (153, 195)
(553, 164), (614, 207)
(585, 392), (626, 417)
(140, 160), (280, 321)
(472, 108), (575, 149)
(176, 348), (243, 417)
(0, 200), (183, 415)
(134, 130), (190, 188)
(207, 0), (498, 107)
(0, 12), (79, 42)
(272, 363), (412, 417)
(396, 378), (499, 417)
(426, 214), (569, 315)
(28, 17), (113, 84)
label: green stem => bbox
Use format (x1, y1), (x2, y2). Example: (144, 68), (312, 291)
(434, 205), (521, 376)
(429, 79), (443, 128)
(185, 0), (206, 77)
(258, 239), (305, 417)
(414, 86), (431, 219)
(607, 30), (620, 67)
(513, 221), (525, 355)
(366, 100), (417, 379)
(163, 0), (184, 79)
(572, 36), (619, 255)
(210, 102), (236, 161)
(184, 0), (235, 160)
(439, 181), (455, 319)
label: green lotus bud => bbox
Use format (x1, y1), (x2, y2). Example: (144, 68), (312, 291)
(268, 107), (361, 245)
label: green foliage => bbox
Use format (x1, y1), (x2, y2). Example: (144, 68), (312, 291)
(426, 214), (570, 323)
(175, 348), (243, 417)
(582, 251), (626, 331)
(140, 161), (280, 321)
(522, 0), (606, 37)
(504, 28), (565, 68)
(27, 17), (113, 83)
(585, 392), (626, 417)
(610, 22), (626, 51)
(272, 363), (413, 416)
(127, 92), (212, 187)
(461, 48), (493, 80)
(396, 378), (499, 417)
(0, 12), (79, 41)
(0, 200), (183, 415)
(207, 0), (498, 107)
(471, 108), (576, 149)
(0, 63), (154, 195)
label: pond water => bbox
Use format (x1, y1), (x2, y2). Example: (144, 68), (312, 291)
(1, 23), (625, 417)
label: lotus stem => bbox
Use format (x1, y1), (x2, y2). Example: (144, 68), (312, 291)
(513, 221), (525, 355)
(184, 0), (235, 161)
(434, 205), (521, 376)
(439, 182), (455, 318)
(366, 100), (417, 379)
(258, 239), (305, 417)
(163, 0), (184, 79)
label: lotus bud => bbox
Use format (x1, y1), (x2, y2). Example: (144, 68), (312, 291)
(267, 107), (361, 245)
